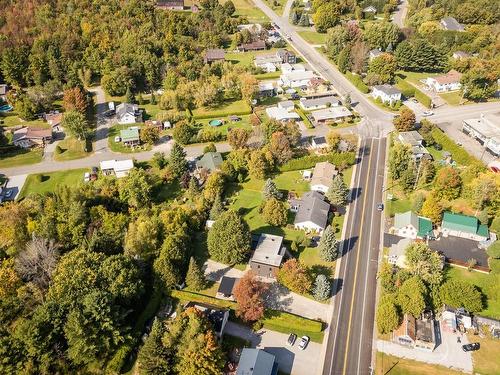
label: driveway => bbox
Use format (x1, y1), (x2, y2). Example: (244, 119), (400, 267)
(203, 260), (330, 321)
(225, 321), (321, 375)
(4, 174), (28, 200)
(384, 233), (488, 267)
(377, 321), (473, 373)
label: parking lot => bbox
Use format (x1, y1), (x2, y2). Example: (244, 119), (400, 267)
(225, 321), (321, 375)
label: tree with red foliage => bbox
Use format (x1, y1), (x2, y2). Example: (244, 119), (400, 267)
(233, 271), (268, 322)
(63, 87), (89, 114)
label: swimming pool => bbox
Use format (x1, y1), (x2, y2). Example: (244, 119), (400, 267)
(208, 119), (223, 127)
(0, 104), (13, 112)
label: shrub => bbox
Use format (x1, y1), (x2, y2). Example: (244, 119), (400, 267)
(414, 89), (432, 108)
(35, 174), (43, 182)
(279, 152), (356, 172)
(196, 128), (224, 143)
(55, 145), (62, 154)
(345, 72), (369, 93)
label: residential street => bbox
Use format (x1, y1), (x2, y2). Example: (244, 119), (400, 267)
(392, 0), (408, 28)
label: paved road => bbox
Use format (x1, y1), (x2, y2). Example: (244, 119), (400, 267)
(322, 138), (386, 375)
(392, 0), (408, 28)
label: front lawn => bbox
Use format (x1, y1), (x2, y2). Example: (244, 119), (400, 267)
(0, 148), (43, 168)
(385, 197), (412, 217)
(229, 0), (269, 23)
(191, 99), (252, 120)
(54, 137), (91, 161)
(19, 169), (87, 198)
(468, 334), (500, 375)
(297, 30), (328, 45)
(196, 115), (253, 135)
(439, 91), (462, 106)
(0, 112), (51, 129)
(375, 352), (463, 375)
(108, 124), (151, 153)
(396, 71), (437, 87)
(444, 266), (500, 319)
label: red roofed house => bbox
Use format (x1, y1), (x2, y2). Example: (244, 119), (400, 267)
(425, 70), (462, 92)
(12, 127), (53, 148)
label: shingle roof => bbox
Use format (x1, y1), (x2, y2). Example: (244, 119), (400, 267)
(196, 152), (223, 171)
(311, 161), (337, 188)
(394, 211), (419, 229)
(294, 191), (330, 229)
(217, 276), (238, 296)
(250, 233), (284, 267)
(373, 84), (401, 96)
(205, 49), (225, 61)
(432, 70), (462, 85)
(300, 95), (339, 108)
(237, 348), (278, 375)
(441, 17), (464, 31)
(398, 131), (423, 146)
(116, 103), (138, 120)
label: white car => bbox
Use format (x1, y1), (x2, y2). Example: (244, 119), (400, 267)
(298, 336), (310, 350)
(422, 110), (434, 117)
(84, 172), (91, 182)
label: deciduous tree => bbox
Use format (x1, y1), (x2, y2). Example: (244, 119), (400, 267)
(404, 242), (443, 285)
(269, 131), (293, 164)
(233, 271), (268, 322)
(440, 280), (483, 312)
(63, 87), (89, 114)
(421, 193), (443, 223)
(376, 299), (400, 334)
(397, 276), (426, 317)
(277, 259), (313, 294)
(262, 198), (288, 226)
(393, 108), (416, 131)
(63, 110), (92, 140)
(388, 143), (412, 180)
(140, 124), (160, 145)
(227, 128), (250, 149)
(434, 166), (462, 200)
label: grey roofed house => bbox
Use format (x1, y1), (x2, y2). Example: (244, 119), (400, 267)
(249, 233), (285, 278)
(440, 17), (464, 31)
(116, 102), (141, 123)
(373, 84), (401, 96)
(216, 276), (238, 299)
(204, 48), (225, 64)
(278, 100), (295, 110)
(300, 95), (339, 109)
(237, 348), (279, 375)
(293, 191), (330, 231)
(398, 131), (423, 146)
(184, 301), (229, 338)
(196, 152), (223, 171)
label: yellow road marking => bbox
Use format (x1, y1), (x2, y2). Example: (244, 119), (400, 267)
(342, 138), (375, 375)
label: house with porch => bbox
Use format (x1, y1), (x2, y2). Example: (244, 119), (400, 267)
(425, 70), (462, 92)
(100, 159), (134, 178)
(116, 103), (142, 124)
(120, 128), (140, 146)
(371, 84), (402, 104)
(393, 211), (433, 239)
(299, 95), (339, 111)
(12, 127), (53, 148)
(292, 191), (330, 234)
(310, 106), (352, 125)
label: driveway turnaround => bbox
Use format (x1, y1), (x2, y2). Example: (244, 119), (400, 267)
(377, 322), (473, 373)
(225, 321), (321, 375)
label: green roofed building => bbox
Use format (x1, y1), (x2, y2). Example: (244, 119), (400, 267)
(441, 212), (489, 242)
(120, 127), (140, 146)
(393, 211), (433, 239)
(196, 152), (223, 172)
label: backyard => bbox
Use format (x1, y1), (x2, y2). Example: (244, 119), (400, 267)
(191, 99), (252, 120)
(108, 124), (152, 153)
(19, 168), (87, 198)
(0, 148), (43, 168)
(0, 111), (51, 129)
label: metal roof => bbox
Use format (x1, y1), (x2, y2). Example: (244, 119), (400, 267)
(237, 349), (278, 375)
(250, 233), (284, 267)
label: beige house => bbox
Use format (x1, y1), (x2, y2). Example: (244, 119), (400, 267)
(310, 161), (338, 193)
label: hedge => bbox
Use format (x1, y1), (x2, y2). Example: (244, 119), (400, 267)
(395, 79), (415, 98)
(430, 128), (484, 167)
(279, 152), (356, 172)
(345, 72), (369, 94)
(415, 89), (432, 108)
(295, 106), (314, 129)
(171, 290), (236, 309)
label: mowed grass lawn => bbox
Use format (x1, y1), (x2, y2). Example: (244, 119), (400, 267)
(0, 112), (51, 129)
(192, 99), (252, 120)
(445, 266), (500, 319)
(196, 115), (253, 135)
(439, 91), (462, 106)
(375, 352), (463, 375)
(468, 334), (500, 375)
(54, 137), (91, 161)
(226, 0), (269, 23)
(108, 124), (151, 153)
(0, 148), (43, 168)
(396, 71), (438, 87)
(20, 169), (87, 198)
(225, 49), (280, 67)
(297, 30), (328, 45)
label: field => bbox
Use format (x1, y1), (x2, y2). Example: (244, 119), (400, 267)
(297, 30), (328, 45)
(468, 334), (500, 375)
(375, 352), (463, 375)
(191, 99), (252, 119)
(225, 0), (268, 23)
(0, 148), (43, 168)
(0, 111), (51, 129)
(445, 266), (500, 319)
(19, 169), (87, 198)
(54, 137), (91, 161)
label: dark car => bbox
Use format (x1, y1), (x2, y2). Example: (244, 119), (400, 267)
(376, 203), (384, 211)
(287, 333), (297, 346)
(462, 343), (480, 352)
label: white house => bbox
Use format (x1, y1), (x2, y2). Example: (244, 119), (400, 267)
(292, 191), (330, 234)
(291, 63), (306, 72)
(280, 70), (316, 88)
(388, 237), (412, 268)
(310, 106), (352, 124)
(300, 95), (339, 111)
(100, 159), (134, 178)
(116, 103), (142, 124)
(311, 136), (328, 150)
(310, 161), (337, 193)
(393, 211), (433, 239)
(425, 70), (462, 92)
(265, 106), (300, 121)
(371, 85), (402, 104)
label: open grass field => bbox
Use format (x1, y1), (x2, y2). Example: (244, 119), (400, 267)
(297, 30), (328, 45)
(396, 71), (438, 87)
(191, 99), (252, 119)
(19, 169), (87, 198)
(375, 352), (463, 375)
(0, 148), (43, 168)
(263, 0), (285, 15)
(225, 49), (279, 67)
(0, 112), (51, 129)
(445, 266), (500, 320)
(196, 115), (253, 135)
(468, 334), (500, 375)
(439, 91), (463, 106)
(108, 124), (151, 153)
(54, 137), (91, 161)
(228, 0), (269, 22)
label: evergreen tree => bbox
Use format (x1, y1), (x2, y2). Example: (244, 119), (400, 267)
(344, 93), (352, 109)
(376, 299), (400, 334)
(137, 318), (170, 374)
(318, 225), (339, 261)
(313, 274), (331, 301)
(185, 257), (205, 291)
(169, 142), (188, 178)
(326, 175), (349, 206)
(262, 179), (281, 200)
(125, 87), (135, 103)
(209, 195), (225, 220)
(337, 46), (351, 73)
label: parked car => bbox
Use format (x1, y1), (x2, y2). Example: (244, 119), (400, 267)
(422, 110), (434, 117)
(377, 203), (384, 211)
(84, 172), (91, 182)
(462, 343), (480, 352)
(4, 189), (13, 198)
(287, 333), (297, 346)
(298, 336), (310, 350)
(411, 98), (418, 103)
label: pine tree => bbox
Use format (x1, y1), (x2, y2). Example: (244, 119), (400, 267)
(209, 195), (225, 220)
(326, 175), (349, 206)
(137, 318), (170, 374)
(169, 142), (188, 178)
(262, 178), (281, 200)
(125, 87), (135, 103)
(318, 225), (339, 261)
(185, 257), (205, 291)
(313, 274), (331, 301)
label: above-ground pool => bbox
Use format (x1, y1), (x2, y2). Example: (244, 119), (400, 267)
(0, 104), (13, 112)
(208, 119), (223, 127)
